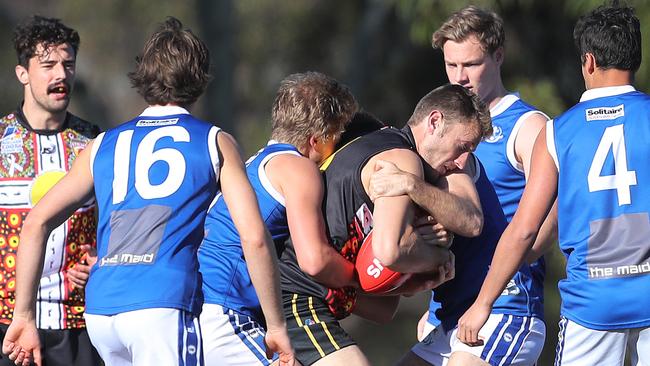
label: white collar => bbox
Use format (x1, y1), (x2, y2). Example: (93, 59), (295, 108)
(579, 85), (636, 102)
(139, 105), (190, 117)
(490, 93), (520, 117)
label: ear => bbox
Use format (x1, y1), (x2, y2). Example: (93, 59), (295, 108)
(428, 110), (443, 135)
(493, 47), (504, 66)
(15, 65), (29, 86)
(583, 52), (596, 75)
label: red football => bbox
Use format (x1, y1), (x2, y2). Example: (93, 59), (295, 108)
(355, 230), (412, 294)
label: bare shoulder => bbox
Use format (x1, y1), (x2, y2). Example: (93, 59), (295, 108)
(267, 153), (322, 188)
(367, 148), (423, 176)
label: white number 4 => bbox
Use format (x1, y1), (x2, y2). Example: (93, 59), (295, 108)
(587, 124), (637, 205)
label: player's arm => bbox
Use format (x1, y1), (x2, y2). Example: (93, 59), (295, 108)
(216, 133), (294, 364)
(269, 155), (357, 288)
(457, 126), (557, 346)
(365, 149), (450, 273)
(369, 159), (483, 237)
(4, 141), (96, 366)
(516, 113), (558, 260)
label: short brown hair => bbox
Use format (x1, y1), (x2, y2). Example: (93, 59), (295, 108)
(407, 84), (492, 139)
(128, 17), (210, 106)
(271, 72), (358, 148)
(432, 5), (504, 55)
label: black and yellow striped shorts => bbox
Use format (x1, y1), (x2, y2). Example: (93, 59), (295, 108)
(282, 292), (356, 366)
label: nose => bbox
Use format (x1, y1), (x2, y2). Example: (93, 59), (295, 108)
(52, 62), (67, 81)
(454, 152), (470, 170)
(454, 66), (469, 85)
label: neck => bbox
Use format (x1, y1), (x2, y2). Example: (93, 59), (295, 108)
(21, 99), (66, 131)
(483, 82), (508, 110)
(587, 69), (634, 89)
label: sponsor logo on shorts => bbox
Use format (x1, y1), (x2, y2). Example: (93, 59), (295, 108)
(585, 104), (624, 121)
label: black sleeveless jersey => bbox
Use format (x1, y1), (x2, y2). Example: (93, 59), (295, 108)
(278, 126), (418, 319)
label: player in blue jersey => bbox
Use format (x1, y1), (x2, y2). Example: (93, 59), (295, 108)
(2, 18), (294, 366)
(198, 71), (358, 365)
(457, 4), (650, 365)
(393, 6), (555, 365)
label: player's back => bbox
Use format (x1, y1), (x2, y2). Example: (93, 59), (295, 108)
(87, 106), (220, 316)
(199, 141), (301, 320)
(550, 86), (650, 330)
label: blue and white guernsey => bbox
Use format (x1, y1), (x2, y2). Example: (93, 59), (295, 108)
(87, 106), (220, 316)
(427, 154), (508, 330)
(548, 85), (650, 330)
(475, 94), (545, 319)
(199, 141), (301, 321)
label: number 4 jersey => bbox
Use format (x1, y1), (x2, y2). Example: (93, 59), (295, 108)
(548, 85), (650, 330)
(88, 106), (220, 316)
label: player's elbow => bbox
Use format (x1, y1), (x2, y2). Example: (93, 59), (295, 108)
(239, 231), (269, 253)
(372, 238), (399, 269)
(465, 213), (483, 238)
(297, 252), (328, 278)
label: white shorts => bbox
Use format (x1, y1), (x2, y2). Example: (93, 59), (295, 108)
(85, 308), (202, 366)
(412, 314), (545, 366)
(554, 316), (650, 365)
(199, 303), (274, 366)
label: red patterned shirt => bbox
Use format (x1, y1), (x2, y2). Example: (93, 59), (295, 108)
(0, 108), (99, 329)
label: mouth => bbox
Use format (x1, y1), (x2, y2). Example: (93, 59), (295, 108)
(47, 84), (69, 97)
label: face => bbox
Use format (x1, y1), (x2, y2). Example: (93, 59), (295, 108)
(442, 35), (502, 103)
(420, 117), (481, 176)
(16, 42), (76, 114)
(308, 133), (338, 164)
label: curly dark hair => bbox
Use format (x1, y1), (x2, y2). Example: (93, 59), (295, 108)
(574, 3), (641, 72)
(128, 17), (211, 107)
(13, 15), (80, 67)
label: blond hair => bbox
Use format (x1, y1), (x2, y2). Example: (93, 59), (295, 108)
(432, 5), (504, 55)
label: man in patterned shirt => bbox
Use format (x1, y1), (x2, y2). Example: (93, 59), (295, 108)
(0, 15), (100, 365)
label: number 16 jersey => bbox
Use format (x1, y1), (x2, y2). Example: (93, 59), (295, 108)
(88, 106), (220, 316)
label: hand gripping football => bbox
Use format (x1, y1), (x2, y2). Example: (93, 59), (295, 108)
(355, 230), (412, 294)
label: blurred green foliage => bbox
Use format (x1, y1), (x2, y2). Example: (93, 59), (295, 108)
(0, 1), (646, 364)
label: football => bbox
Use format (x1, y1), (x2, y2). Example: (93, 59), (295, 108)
(355, 230), (412, 294)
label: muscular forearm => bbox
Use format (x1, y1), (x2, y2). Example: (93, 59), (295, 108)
(408, 176), (482, 237)
(526, 200), (558, 263)
(241, 231), (286, 330)
(14, 217), (49, 319)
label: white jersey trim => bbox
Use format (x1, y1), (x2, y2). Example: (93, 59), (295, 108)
(579, 85), (636, 102)
(258, 142), (301, 207)
(208, 126), (221, 179)
(139, 105), (190, 117)
(505, 110), (550, 176)
(490, 94), (520, 118)
(89, 132), (105, 180)
(546, 119), (559, 172)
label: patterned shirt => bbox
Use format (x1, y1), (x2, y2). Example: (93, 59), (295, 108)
(0, 107), (99, 329)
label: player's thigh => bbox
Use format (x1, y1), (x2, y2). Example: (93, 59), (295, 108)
(408, 325), (453, 366)
(396, 351), (437, 366)
(119, 308), (202, 366)
(311, 345), (370, 366)
(627, 326), (650, 366)
(448, 351), (490, 366)
(85, 313), (132, 366)
(200, 303), (272, 366)
(554, 316), (626, 366)
(450, 314), (544, 366)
